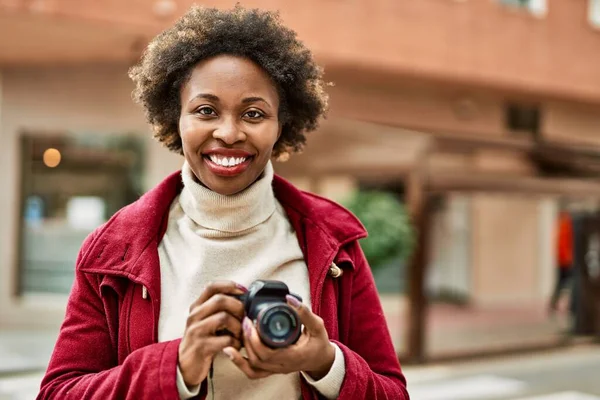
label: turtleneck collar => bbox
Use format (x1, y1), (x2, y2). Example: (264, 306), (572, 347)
(179, 160), (276, 233)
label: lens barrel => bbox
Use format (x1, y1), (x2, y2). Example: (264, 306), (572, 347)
(256, 304), (301, 348)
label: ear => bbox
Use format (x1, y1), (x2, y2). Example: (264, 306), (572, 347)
(277, 122), (283, 140)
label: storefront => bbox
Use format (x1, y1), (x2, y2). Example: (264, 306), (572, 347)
(0, 66), (181, 327)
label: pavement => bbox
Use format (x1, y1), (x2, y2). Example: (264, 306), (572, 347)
(0, 329), (58, 400)
(0, 330), (57, 376)
(405, 344), (600, 400)
(380, 295), (573, 356)
(1, 329), (600, 400)
(0, 373), (42, 400)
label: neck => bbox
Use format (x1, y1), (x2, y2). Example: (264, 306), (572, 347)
(179, 161), (276, 233)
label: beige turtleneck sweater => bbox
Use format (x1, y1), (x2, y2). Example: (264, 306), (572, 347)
(157, 161), (345, 400)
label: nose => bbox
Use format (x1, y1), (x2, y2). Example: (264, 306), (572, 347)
(212, 117), (245, 145)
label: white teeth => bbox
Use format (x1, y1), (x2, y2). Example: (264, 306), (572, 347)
(208, 155), (247, 167)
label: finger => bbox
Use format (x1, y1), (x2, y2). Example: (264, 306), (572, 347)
(243, 317), (278, 364)
(205, 335), (242, 354)
(190, 281), (247, 311)
(286, 295), (324, 335)
(222, 347), (273, 380)
(242, 318), (263, 365)
(189, 311), (243, 340)
(180, 334), (241, 359)
(188, 294), (245, 325)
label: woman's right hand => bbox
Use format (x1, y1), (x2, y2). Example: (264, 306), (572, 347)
(178, 281), (247, 387)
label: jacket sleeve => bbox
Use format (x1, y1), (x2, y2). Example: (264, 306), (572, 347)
(333, 240), (410, 400)
(37, 233), (183, 400)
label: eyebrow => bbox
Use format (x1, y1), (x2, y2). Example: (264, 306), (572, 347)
(190, 93), (220, 103)
(241, 96), (270, 106)
(189, 93), (270, 107)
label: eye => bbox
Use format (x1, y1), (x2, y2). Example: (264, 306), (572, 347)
(244, 110), (264, 120)
(196, 106), (216, 116)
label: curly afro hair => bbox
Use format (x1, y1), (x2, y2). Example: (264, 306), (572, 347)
(129, 5), (329, 158)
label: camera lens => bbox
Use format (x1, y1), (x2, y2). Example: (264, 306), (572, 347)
(267, 312), (292, 337)
(256, 304), (301, 348)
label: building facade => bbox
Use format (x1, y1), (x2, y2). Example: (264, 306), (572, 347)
(2, 0), (600, 360)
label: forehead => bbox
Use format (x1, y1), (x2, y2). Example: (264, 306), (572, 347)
(182, 55), (279, 101)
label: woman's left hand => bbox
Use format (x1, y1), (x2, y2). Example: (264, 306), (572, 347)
(223, 295), (335, 380)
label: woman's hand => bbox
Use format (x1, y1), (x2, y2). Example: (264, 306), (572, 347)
(223, 295), (335, 380)
(178, 281), (247, 387)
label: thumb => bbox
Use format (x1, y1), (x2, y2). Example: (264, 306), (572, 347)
(286, 295), (324, 335)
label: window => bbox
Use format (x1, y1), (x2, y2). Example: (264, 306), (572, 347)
(590, 0), (600, 27)
(18, 133), (145, 295)
(505, 103), (541, 136)
(499, 0), (547, 16)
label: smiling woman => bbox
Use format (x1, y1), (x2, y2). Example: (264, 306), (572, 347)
(178, 55), (282, 195)
(37, 5), (409, 400)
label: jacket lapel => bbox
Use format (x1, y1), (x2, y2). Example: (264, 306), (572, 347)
(272, 175), (366, 314)
(79, 172), (181, 298)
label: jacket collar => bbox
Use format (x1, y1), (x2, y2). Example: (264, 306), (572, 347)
(79, 170), (367, 294)
(272, 176), (367, 248)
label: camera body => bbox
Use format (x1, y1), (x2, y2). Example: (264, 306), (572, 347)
(234, 280), (302, 349)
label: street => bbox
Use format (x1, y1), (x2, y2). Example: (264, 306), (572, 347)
(405, 344), (600, 400)
(1, 344), (599, 399)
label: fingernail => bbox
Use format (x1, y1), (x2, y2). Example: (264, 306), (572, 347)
(286, 295), (301, 308)
(243, 317), (251, 336)
(223, 348), (234, 360)
(236, 283), (248, 292)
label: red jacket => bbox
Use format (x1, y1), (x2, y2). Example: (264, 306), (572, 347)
(557, 212), (573, 268)
(38, 171), (409, 400)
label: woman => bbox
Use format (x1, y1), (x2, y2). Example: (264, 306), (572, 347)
(38, 5), (408, 400)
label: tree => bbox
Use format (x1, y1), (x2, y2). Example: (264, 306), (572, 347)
(343, 190), (415, 271)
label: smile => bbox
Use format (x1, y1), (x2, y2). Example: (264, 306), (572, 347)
(208, 155), (247, 167)
(203, 152), (254, 177)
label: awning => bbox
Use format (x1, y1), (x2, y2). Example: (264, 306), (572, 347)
(274, 118), (432, 179)
(429, 171), (600, 198)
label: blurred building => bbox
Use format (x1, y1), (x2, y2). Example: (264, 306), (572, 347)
(2, 0), (600, 361)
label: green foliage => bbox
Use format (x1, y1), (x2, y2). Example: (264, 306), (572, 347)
(342, 190), (415, 270)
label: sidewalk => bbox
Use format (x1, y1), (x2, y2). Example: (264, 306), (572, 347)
(0, 330), (58, 376)
(402, 343), (600, 400)
(380, 295), (573, 357)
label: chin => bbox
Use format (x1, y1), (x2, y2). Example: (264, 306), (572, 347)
(205, 176), (251, 196)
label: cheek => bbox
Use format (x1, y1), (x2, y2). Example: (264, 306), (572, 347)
(178, 117), (203, 149)
(178, 118), (189, 144)
(257, 125), (281, 153)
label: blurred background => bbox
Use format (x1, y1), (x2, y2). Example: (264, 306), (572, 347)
(1, 0), (600, 399)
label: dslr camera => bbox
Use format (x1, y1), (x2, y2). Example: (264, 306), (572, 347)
(233, 280), (302, 349)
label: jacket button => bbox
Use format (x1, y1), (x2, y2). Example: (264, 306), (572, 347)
(328, 263), (343, 278)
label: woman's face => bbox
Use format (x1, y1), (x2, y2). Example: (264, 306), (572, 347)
(179, 55), (281, 195)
